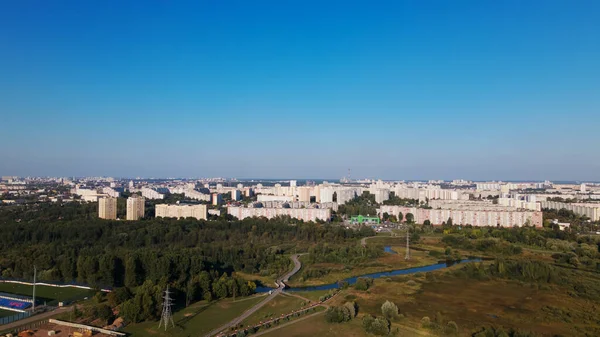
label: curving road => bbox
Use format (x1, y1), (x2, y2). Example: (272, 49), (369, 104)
(207, 254), (303, 337)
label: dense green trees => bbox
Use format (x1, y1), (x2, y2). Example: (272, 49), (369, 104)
(0, 202), (376, 323)
(337, 192), (377, 217)
(324, 301), (357, 323)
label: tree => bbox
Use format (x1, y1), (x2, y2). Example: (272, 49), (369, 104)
(398, 212), (404, 223)
(406, 213), (414, 223)
(381, 300), (398, 320)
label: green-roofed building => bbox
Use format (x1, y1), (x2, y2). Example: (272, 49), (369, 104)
(350, 215), (380, 225)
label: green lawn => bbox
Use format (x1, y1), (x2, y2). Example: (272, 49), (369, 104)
(240, 293), (305, 327)
(0, 282), (93, 303)
(123, 295), (266, 337)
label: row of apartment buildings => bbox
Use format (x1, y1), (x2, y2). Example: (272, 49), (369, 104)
(227, 206), (331, 222)
(378, 203), (543, 227)
(540, 201), (600, 221)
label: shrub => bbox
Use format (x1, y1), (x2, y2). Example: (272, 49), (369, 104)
(381, 300), (399, 320)
(363, 315), (390, 336)
(355, 277), (374, 291)
(325, 302), (356, 323)
(421, 316), (431, 328)
(445, 321), (459, 334)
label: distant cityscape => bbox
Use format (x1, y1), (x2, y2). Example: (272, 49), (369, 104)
(2, 175), (599, 230)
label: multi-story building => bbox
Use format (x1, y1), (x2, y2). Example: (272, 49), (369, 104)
(140, 187), (165, 200)
(228, 206), (330, 222)
(231, 189), (241, 201)
(212, 193), (222, 205)
(378, 203), (543, 227)
(319, 186), (334, 203)
(540, 201), (600, 221)
(257, 194), (294, 202)
(155, 204), (207, 220)
(126, 195), (145, 220)
(98, 197), (117, 220)
(298, 187), (311, 202)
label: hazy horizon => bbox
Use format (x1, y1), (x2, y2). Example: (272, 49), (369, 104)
(1, 1), (598, 181)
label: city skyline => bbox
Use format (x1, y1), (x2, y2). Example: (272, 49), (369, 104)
(1, 1), (599, 180)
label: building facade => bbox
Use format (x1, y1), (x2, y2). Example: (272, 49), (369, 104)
(540, 201), (600, 221)
(227, 206), (330, 222)
(378, 204), (543, 227)
(155, 204), (207, 220)
(98, 197), (117, 220)
(126, 195), (145, 220)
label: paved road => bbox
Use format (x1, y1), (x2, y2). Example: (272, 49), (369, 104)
(207, 254), (303, 337)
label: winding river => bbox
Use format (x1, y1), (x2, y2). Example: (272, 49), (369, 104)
(257, 255), (481, 293)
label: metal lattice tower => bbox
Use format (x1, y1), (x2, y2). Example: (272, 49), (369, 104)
(158, 285), (175, 331)
(405, 228), (410, 260)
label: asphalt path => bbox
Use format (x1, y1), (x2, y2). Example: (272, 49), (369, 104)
(207, 254), (303, 337)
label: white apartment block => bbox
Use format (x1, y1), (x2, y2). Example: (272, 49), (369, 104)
(102, 187), (120, 198)
(155, 204), (207, 220)
(540, 201), (600, 221)
(371, 188), (390, 204)
(228, 206), (331, 222)
(126, 195), (145, 220)
(231, 189), (241, 201)
(319, 187), (334, 203)
(476, 182), (502, 191)
(337, 187), (361, 204)
(169, 186), (211, 201)
(378, 205), (542, 227)
(98, 197), (117, 220)
(257, 194), (294, 202)
(140, 187), (165, 200)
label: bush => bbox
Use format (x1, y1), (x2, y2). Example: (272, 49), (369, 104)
(445, 321), (459, 334)
(325, 302), (356, 323)
(381, 300), (398, 320)
(406, 279), (418, 286)
(355, 277), (374, 291)
(421, 316), (431, 328)
(363, 315), (390, 336)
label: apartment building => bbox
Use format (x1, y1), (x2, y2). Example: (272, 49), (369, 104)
(228, 206), (331, 222)
(126, 195), (145, 220)
(540, 201), (600, 221)
(378, 204), (543, 227)
(98, 197), (117, 220)
(155, 204), (207, 220)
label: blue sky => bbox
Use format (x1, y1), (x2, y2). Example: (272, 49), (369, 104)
(1, 1), (598, 180)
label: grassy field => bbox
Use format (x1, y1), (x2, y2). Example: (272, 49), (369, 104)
(289, 289), (332, 302)
(258, 313), (369, 337)
(241, 293), (305, 327)
(0, 282), (93, 303)
(123, 295), (266, 337)
(334, 266), (600, 336)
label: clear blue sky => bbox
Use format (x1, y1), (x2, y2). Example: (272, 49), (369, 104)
(1, 1), (598, 181)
